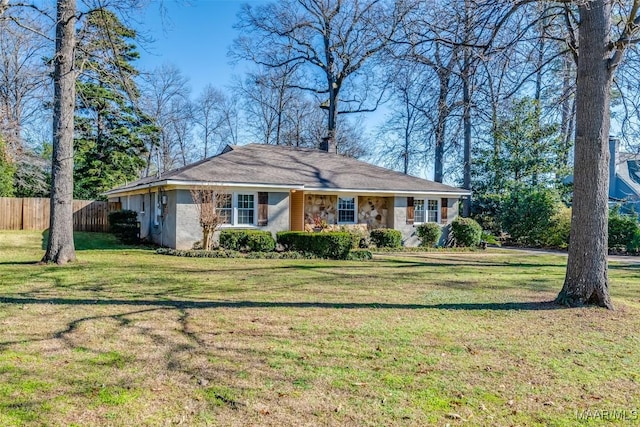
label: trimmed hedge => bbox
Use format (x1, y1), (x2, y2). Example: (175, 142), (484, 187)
(156, 248), (241, 258)
(277, 231), (353, 259)
(108, 210), (139, 244)
(451, 217), (482, 247)
(219, 229), (276, 252)
(369, 228), (402, 248)
(416, 223), (442, 247)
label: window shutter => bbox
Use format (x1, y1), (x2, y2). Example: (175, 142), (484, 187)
(440, 198), (448, 224)
(406, 197), (414, 225)
(258, 192), (268, 226)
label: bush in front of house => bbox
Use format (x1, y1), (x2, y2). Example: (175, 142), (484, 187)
(245, 231), (276, 252)
(219, 229), (244, 250)
(416, 223), (442, 247)
(369, 228), (402, 248)
(339, 226), (370, 249)
(219, 229), (276, 252)
(609, 207), (640, 253)
(108, 209), (139, 244)
(277, 231), (353, 259)
(451, 217), (482, 247)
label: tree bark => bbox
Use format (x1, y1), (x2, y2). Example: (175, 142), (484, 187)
(433, 70), (450, 183)
(556, 0), (612, 309)
(42, 0), (77, 264)
(462, 46), (472, 217)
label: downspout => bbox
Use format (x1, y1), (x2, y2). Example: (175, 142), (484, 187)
(148, 187), (153, 242)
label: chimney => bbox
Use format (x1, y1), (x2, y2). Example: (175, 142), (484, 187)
(320, 136), (337, 154)
(609, 136), (619, 197)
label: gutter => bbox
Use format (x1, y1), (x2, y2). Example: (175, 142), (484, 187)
(106, 181), (470, 198)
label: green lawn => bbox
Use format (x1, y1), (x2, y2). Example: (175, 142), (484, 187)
(0, 231), (639, 426)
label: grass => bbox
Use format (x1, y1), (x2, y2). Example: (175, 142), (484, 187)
(0, 230), (639, 426)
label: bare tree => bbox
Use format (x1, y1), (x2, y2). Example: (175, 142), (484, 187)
(0, 18), (49, 160)
(237, 66), (298, 146)
(190, 186), (230, 251)
(140, 63), (191, 173)
(214, 93), (239, 150)
(169, 97), (194, 167)
(376, 61), (431, 175)
(193, 84), (225, 158)
(233, 0), (408, 146)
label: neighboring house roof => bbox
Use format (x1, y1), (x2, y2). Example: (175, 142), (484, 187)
(612, 151), (640, 203)
(106, 144), (470, 196)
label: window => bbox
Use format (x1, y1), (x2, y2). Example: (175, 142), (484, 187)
(212, 192), (257, 226)
(217, 194), (232, 224)
(237, 194), (255, 225)
(414, 199), (425, 223)
(427, 200), (439, 222)
(413, 199), (438, 223)
(338, 197), (356, 223)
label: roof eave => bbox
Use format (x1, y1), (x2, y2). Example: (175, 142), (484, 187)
(303, 187), (471, 196)
(105, 180), (471, 198)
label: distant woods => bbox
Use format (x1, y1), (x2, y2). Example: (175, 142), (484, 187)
(2, 1), (640, 194)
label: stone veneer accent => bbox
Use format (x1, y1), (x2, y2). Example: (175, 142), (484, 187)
(358, 196), (390, 228)
(304, 194), (337, 225)
(304, 193), (391, 229)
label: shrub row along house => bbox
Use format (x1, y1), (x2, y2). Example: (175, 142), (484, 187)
(105, 143), (470, 249)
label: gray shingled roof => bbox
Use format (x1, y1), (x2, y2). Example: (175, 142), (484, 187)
(106, 144), (469, 195)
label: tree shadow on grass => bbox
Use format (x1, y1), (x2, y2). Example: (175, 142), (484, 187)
(609, 262), (640, 270)
(374, 257), (565, 269)
(40, 229), (148, 251)
(0, 261), (41, 265)
(0, 296), (563, 311)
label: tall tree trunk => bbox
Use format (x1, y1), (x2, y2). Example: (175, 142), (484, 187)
(462, 46), (472, 217)
(403, 105), (410, 174)
(43, 0), (77, 265)
(559, 54), (574, 169)
(327, 82), (338, 148)
(434, 72), (449, 183)
(556, 0), (613, 309)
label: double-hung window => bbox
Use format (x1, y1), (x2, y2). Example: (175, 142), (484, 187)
(414, 199), (438, 223)
(212, 193), (256, 226)
(236, 194), (255, 225)
(338, 197), (356, 223)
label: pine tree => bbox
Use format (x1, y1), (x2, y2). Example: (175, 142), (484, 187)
(73, 8), (152, 199)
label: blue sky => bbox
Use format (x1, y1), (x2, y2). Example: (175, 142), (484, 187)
(136, 0), (262, 96)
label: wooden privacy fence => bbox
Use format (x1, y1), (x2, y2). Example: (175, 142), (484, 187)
(0, 197), (122, 232)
